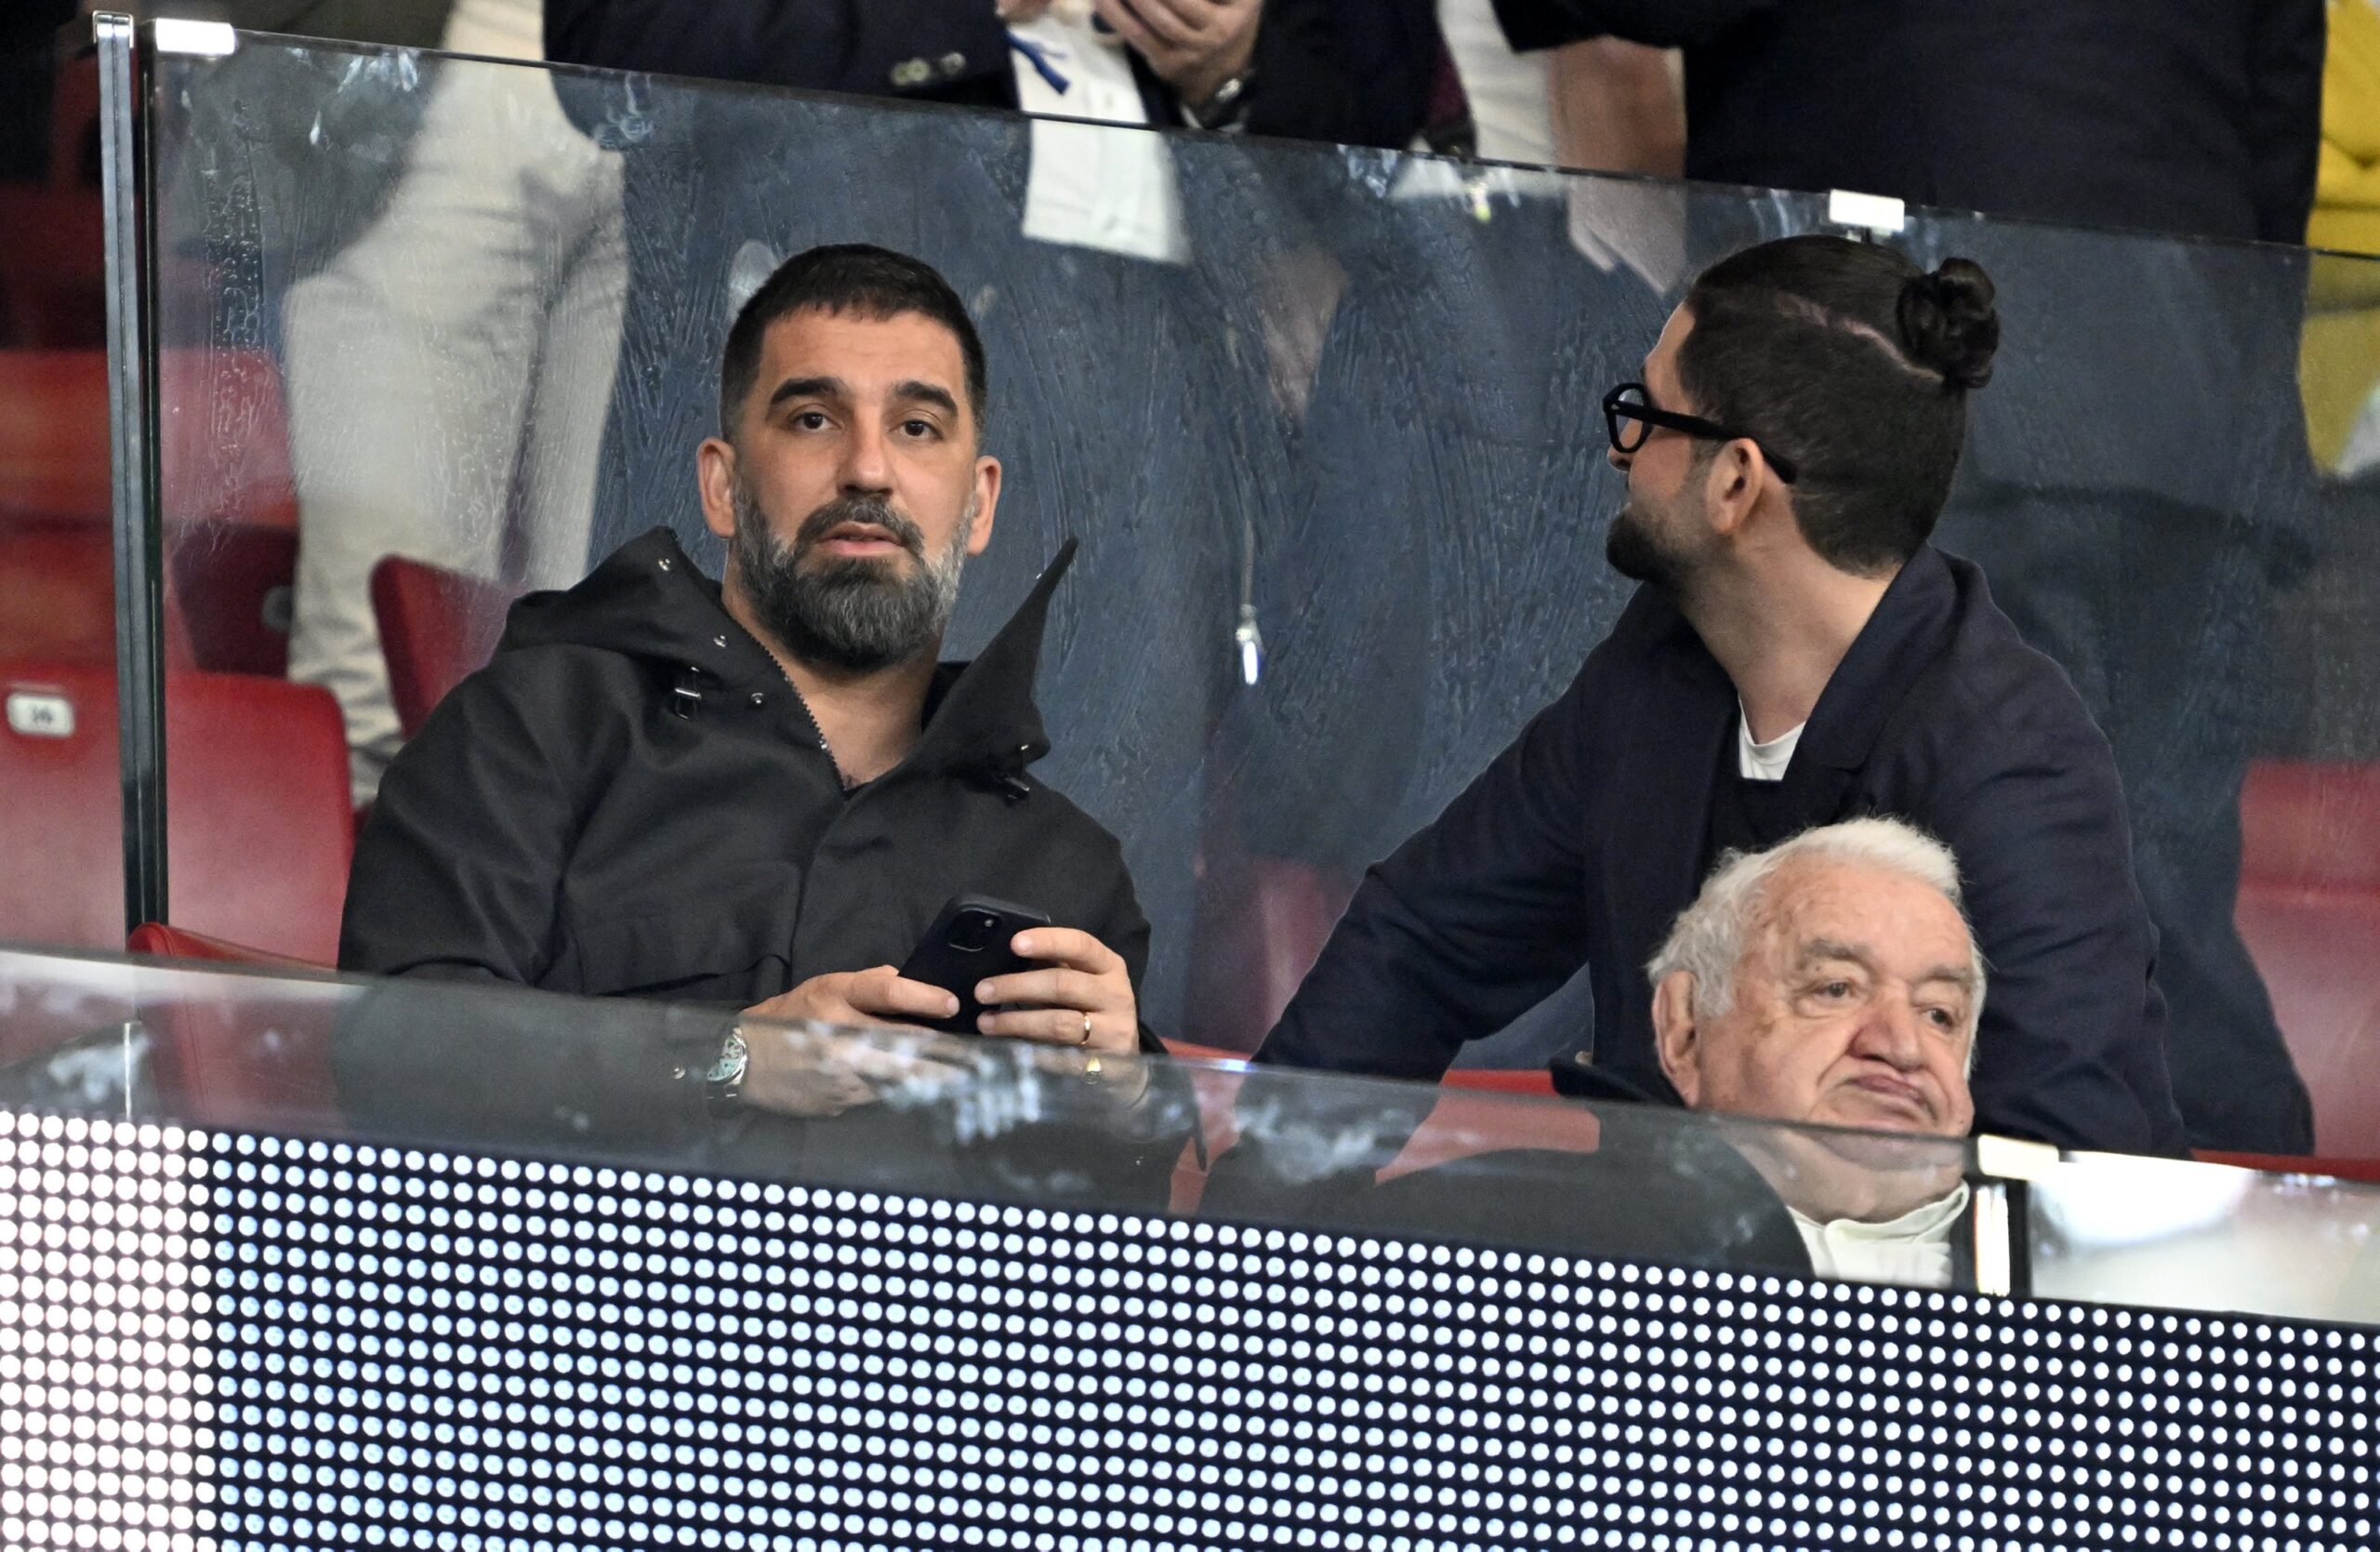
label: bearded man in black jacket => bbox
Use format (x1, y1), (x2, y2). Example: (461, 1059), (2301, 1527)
(342, 245), (1154, 1085)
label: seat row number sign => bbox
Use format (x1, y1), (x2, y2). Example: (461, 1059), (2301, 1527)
(6, 691), (75, 738)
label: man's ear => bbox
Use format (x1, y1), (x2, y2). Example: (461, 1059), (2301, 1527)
(696, 436), (739, 545)
(965, 454), (1002, 557)
(1652, 969), (1704, 1107)
(1700, 442), (1762, 540)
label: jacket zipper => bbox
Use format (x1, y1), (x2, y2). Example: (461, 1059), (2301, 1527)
(774, 664), (858, 792)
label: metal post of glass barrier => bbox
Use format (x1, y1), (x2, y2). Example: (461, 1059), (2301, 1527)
(1974, 1135), (2056, 1298)
(95, 11), (168, 936)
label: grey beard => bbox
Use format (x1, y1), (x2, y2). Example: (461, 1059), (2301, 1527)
(733, 481), (970, 674)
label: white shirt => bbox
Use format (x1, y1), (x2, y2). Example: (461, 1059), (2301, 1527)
(1738, 708), (1805, 782)
(1790, 1183), (1970, 1289)
(1436, 0), (1556, 166)
(1009, 15), (1190, 264)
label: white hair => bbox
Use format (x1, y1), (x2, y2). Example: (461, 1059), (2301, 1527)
(1646, 816), (1986, 1046)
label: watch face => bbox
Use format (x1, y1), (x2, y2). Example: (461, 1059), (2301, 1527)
(706, 1030), (748, 1085)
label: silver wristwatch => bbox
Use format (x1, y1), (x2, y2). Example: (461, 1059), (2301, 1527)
(1183, 67), (1256, 132)
(703, 1027), (749, 1112)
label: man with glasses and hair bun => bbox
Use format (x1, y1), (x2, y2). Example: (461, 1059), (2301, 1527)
(1249, 233), (2188, 1159)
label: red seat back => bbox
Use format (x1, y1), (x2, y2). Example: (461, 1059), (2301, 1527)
(0, 520), (197, 669)
(0, 192), (106, 351)
(0, 347), (298, 526)
(0, 343), (298, 673)
(2235, 759), (2380, 1159)
(369, 554), (521, 738)
(0, 349), (110, 521)
(0, 661), (353, 962)
(125, 923), (344, 1134)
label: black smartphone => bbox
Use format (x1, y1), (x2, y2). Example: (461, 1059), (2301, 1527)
(897, 895), (1053, 1035)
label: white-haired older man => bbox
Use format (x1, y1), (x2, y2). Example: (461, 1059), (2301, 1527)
(1650, 816), (1983, 1138)
(1216, 817), (1988, 1288)
(1650, 816), (1983, 1284)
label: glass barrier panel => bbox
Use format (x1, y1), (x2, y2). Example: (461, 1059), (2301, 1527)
(132, 30), (2380, 1168)
(7, 945), (2380, 1552)
(0, 947), (1989, 1294)
(2029, 1151), (2380, 1328)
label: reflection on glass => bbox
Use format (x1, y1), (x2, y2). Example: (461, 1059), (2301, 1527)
(2031, 1152), (2380, 1327)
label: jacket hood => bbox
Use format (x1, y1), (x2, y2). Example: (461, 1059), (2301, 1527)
(499, 527), (1075, 777)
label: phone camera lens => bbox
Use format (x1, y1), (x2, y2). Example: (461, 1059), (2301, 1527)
(952, 909), (999, 952)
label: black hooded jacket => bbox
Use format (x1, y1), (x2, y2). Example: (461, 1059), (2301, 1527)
(340, 528), (1149, 1007)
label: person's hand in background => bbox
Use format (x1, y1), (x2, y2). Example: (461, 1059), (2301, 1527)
(1092, 0), (1262, 111)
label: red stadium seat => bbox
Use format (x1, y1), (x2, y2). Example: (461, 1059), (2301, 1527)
(0, 661), (352, 962)
(126, 922), (325, 971)
(0, 346), (302, 673)
(0, 350), (110, 522)
(0, 191), (105, 351)
(370, 554), (522, 738)
(0, 519), (197, 668)
(2235, 759), (2380, 1159)
(0, 346), (298, 531)
(125, 922), (344, 1134)
(169, 520), (298, 675)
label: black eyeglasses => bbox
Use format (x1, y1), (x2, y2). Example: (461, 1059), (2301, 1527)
(1601, 381), (1798, 484)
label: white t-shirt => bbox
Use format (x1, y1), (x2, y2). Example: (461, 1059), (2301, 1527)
(1738, 708), (1805, 782)
(1436, 0), (1556, 166)
(1790, 1183), (1970, 1290)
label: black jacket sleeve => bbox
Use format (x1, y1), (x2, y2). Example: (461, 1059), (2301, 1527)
(1236, 0), (1441, 149)
(2242, 0), (2326, 245)
(1925, 713), (2189, 1157)
(1488, 0), (1768, 52)
(1256, 658), (1598, 1080)
(546, 0), (1015, 101)
(339, 652), (602, 986)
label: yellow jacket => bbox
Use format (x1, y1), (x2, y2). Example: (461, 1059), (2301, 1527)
(2305, 0), (2380, 465)
(2314, 0), (2380, 254)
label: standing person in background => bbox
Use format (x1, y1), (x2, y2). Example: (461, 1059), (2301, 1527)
(280, 0), (628, 805)
(547, 0), (1436, 145)
(1485, 0), (2328, 1152)
(1438, 0), (1679, 177)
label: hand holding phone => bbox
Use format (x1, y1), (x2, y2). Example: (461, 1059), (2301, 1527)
(899, 895), (1140, 1053)
(897, 895), (1053, 1036)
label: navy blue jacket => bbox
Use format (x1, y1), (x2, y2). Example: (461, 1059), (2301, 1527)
(1489, 0), (2322, 248)
(547, 0), (1442, 153)
(1258, 547), (2189, 1158)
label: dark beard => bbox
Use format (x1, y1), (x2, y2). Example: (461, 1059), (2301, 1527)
(1605, 503), (1686, 590)
(733, 484), (967, 673)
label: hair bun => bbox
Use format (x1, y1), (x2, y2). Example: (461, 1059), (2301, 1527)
(1896, 259), (2000, 391)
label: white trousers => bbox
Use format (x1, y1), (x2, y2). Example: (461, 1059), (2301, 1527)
(283, 0), (626, 803)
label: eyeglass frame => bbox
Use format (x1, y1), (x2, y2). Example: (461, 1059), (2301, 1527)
(1601, 381), (1799, 485)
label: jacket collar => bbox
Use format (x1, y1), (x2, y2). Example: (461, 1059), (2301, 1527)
(905, 538), (1074, 778)
(511, 527), (1074, 780)
(1791, 545), (1961, 774)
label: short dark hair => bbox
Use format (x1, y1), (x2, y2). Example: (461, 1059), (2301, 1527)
(1676, 235), (2001, 576)
(718, 244), (989, 441)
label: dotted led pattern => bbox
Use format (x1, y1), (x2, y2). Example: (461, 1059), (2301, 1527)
(3, 1116), (2378, 1551)
(0, 1111), (215, 1551)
